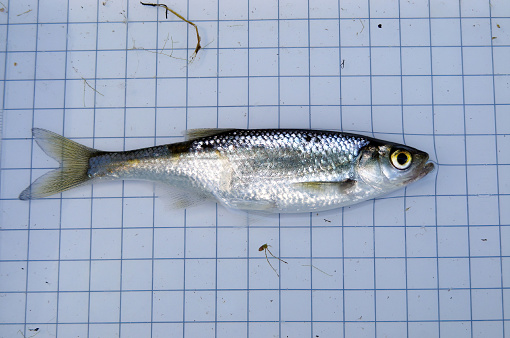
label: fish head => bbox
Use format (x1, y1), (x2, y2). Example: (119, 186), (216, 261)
(357, 142), (434, 191)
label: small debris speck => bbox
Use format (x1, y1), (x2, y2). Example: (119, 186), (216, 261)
(378, 23), (382, 28)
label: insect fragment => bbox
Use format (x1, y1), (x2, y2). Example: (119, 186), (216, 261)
(259, 243), (288, 277)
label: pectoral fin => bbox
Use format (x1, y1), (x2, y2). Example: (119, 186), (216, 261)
(293, 179), (357, 194)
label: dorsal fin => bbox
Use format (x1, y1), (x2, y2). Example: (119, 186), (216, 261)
(185, 128), (237, 141)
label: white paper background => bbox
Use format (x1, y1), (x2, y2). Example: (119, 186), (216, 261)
(1, 0), (510, 337)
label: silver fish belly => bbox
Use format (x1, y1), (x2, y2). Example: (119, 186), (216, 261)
(19, 128), (434, 213)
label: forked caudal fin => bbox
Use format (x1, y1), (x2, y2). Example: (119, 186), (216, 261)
(19, 128), (100, 200)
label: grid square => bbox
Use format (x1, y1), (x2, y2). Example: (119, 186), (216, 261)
(312, 290), (343, 322)
(0, 262), (26, 292)
(376, 290), (407, 321)
(26, 292), (58, 323)
(309, 47), (340, 76)
(406, 227), (437, 257)
(153, 259), (184, 290)
(249, 77), (278, 105)
(6, 52), (35, 80)
(153, 291), (183, 322)
(467, 166), (498, 195)
(97, 51), (126, 78)
(432, 47), (462, 75)
(185, 259), (216, 289)
(377, 323), (407, 338)
(461, 18), (491, 46)
(371, 76), (401, 105)
(89, 292), (120, 323)
(374, 227), (405, 257)
(341, 76), (371, 105)
(344, 259), (374, 289)
(400, 0), (429, 18)
(280, 76), (309, 105)
(219, 48), (248, 77)
(8, 24), (37, 51)
(279, 48), (309, 76)
(431, 18), (461, 45)
(466, 136), (497, 165)
(0, 293), (26, 324)
(60, 229), (91, 260)
(371, 19), (400, 46)
(59, 261), (90, 292)
(184, 290), (215, 322)
(58, 292), (89, 323)
(343, 227), (373, 257)
(402, 76), (432, 105)
(471, 258), (502, 288)
(344, 290), (374, 321)
(407, 290), (438, 321)
(216, 290), (247, 321)
(95, 79), (126, 108)
(465, 105), (496, 134)
(407, 258), (438, 288)
(493, 47), (510, 75)
(438, 258), (470, 288)
(495, 75), (510, 104)
(249, 20), (278, 47)
(468, 196), (499, 225)
(218, 77), (248, 106)
(401, 47), (431, 75)
(440, 322), (471, 338)
(345, 323), (375, 338)
(473, 321), (504, 338)
(436, 196), (468, 226)
(439, 289), (471, 320)
(340, 19), (369, 46)
(464, 76), (494, 105)
(437, 227), (470, 257)
(27, 261), (58, 292)
(121, 291), (152, 322)
(401, 19), (430, 46)
(280, 20), (308, 47)
(97, 22), (127, 50)
(28, 229), (59, 260)
(463, 47), (493, 75)
(309, 19), (339, 47)
(472, 289), (502, 320)
(371, 47), (400, 76)
(435, 136), (466, 165)
(122, 260), (153, 291)
(340, 47), (370, 75)
(372, 106), (402, 134)
(122, 228), (153, 259)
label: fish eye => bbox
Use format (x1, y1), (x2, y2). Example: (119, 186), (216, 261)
(390, 149), (412, 170)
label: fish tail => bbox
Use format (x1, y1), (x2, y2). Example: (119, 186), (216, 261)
(19, 128), (100, 200)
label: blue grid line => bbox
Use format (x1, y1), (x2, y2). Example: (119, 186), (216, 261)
(22, 0), (41, 336)
(490, 3), (505, 337)
(427, 0), (442, 337)
(118, 0), (131, 335)
(149, 2), (161, 337)
(246, 1), (251, 337)
(458, 2), (475, 337)
(54, 0), (71, 335)
(2, 15), (510, 26)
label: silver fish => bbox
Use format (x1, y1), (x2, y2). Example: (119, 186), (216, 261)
(19, 128), (434, 213)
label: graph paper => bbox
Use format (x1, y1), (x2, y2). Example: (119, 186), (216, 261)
(1, 0), (509, 337)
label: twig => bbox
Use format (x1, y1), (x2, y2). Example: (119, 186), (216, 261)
(302, 264), (333, 277)
(140, 2), (201, 61)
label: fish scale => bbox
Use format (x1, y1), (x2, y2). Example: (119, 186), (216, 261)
(19, 128), (434, 213)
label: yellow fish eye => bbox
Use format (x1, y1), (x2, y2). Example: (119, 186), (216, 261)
(391, 149), (412, 170)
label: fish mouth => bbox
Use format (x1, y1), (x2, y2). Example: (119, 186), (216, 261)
(404, 154), (435, 184)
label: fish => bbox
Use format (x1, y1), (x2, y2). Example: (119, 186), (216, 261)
(19, 128), (434, 213)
